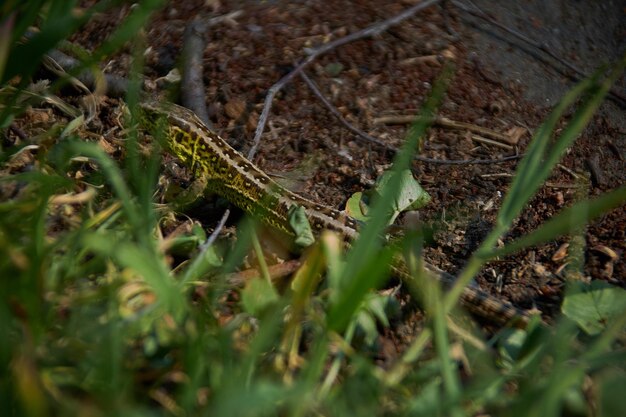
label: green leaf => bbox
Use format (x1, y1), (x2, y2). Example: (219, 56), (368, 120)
(327, 246), (395, 331)
(344, 191), (369, 222)
(288, 204), (315, 247)
(328, 64), (453, 333)
(60, 114), (84, 138)
(241, 278), (279, 316)
(562, 281), (626, 335)
(496, 328), (529, 365)
(0, 112), (13, 129)
(178, 244), (223, 286)
(355, 293), (393, 345)
(345, 170), (431, 225)
(363, 293), (392, 328)
(374, 168), (431, 223)
(408, 379), (443, 415)
(355, 312), (378, 345)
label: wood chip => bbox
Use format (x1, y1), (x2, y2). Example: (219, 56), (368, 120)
(590, 245), (618, 262)
(551, 243), (569, 262)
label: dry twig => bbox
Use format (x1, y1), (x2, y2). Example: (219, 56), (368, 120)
(248, 0), (444, 160)
(302, 72), (521, 165)
(181, 17), (213, 128)
(374, 114), (522, 145)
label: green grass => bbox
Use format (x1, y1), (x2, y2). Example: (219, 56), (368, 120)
(1, 2), (626, 416)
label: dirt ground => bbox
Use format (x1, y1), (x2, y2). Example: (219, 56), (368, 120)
(57, 0), (626, 334)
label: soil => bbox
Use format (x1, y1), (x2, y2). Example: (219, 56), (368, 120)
(16, 1), (626, 342)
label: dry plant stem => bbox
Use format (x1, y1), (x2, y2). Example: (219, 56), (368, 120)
(545, 182), (581, 189)
(199, 208), (231, 252)
(438, 116), (515, 144)
(480, 174), (581, 189)
(452, 0), (626, 107)
(441, 0), (461, 41)
(48, 188), (97, 205)
(181, 17), (213, 129)
(557, 164), (582, 180)
(301, 71), (521, 165)
(299, 72), (390, 150)
(206, 10), (244, 27)
(249, 0), (444, 160)
(374, 114), (517, 145)
(470, 134), (513, 150)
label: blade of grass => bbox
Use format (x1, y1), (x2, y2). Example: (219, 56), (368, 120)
(62, 141), (143, 235)
(327, 63), (453, 332)
(446, 57), (626, 312)
(82, 233), (186, 319)
(4, 0), (45, 44)
(486, 59), (624, 254)
(488, 186), (626, 259)
(3, 0), (92, 84)
(432, 279), (463, 417)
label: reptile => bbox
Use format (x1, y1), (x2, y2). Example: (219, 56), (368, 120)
(138, 100), (534, 328)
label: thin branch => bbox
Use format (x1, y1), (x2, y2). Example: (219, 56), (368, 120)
(301, 71), (521, 165)
(299, 72), (390, 149)
(374, 114), (521, 145)
(181, 17), (213, 128)
(247, 0), (444, 160)
(199, 209), (231, 252)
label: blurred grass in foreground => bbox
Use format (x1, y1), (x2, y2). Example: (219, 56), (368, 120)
(1, 2), (626, 416)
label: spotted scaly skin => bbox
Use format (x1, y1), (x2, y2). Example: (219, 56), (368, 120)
(140, 101), (360, 240)
(139, 100), (532, 328)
